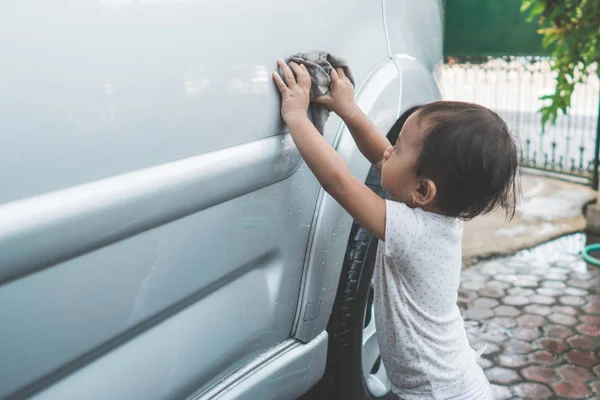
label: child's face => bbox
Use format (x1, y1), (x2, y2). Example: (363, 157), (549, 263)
(380, 112), (425, 206)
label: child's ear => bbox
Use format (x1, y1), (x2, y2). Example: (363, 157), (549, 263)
(415, 179), (436, 206)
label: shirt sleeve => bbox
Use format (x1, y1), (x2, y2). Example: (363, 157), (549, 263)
(384, 200), (419, 263)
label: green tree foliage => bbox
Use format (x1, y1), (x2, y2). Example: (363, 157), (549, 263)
(521, 0), (600, 126)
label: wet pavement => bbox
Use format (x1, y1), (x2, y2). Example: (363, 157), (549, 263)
(460, 233), (600, 399)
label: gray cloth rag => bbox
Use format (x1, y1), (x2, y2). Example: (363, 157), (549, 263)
(289, 51), (355, 134)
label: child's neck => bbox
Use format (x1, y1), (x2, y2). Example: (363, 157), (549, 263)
(397, 199), (445, 216)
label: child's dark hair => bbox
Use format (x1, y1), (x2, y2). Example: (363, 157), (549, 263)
(394, 101), (519, 220)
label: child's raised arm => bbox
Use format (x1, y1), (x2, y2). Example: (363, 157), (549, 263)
(314, 68), (391, 172)
(273, 60), (386, 240)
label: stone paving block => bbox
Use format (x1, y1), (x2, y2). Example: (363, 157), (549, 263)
(582, 301), (600, 314)
(560, 295), (587, 306)
(478, 328), (510, 344)
(594, 365), (600, 377)
(477, 286), (505, 298)
(544, 324), (574, 339)
(502, 295), (529, 306)
(575, 323), (600, 336)
(464, 307), (494, 320)
(591, 381), (600, 395)
(470, 297), (499, 309)
(544, 271), (568, 281)
(489, 316), (518, 329)
(512, 382), (553, 399)
(518, 314), (546, 327)
(579, 316), (600, 326)
(458, 288), (477, 303)
(524, 304), (552, 316)
(481, 343), (501, 356)
(587, 294), (600, 303)
(568, 279), (594, 289)
(552, 264), (574, 272)
(565, 349), (598, 367)
(486, 366), (522, 385)
(490, 384), (512, 400)
(556, 365), (594, 384)
(461, 279), (487, 291)
(527, 351), (559, 366)
(471, 341), (501, 356)
(571, 271), (594, 280)
(508, 287), (535, 296)
(551, 380), (590, 398)
(494, 305), (521, 317)
(496, 352), (528, 368)
(487, 280), (511, 290)
(504, 339), (536, 354)
(530, 294), (556, 305)
(548, 313), (578, 326)
(538, 338), (569, 353)
(536, 287), (564, 297)
(507, 259), (529, 268)
(512, 326), (541, 341)
(552, 305), (580, 316)
(564, 287), (589, 296)
(514, 279), (539, 288)
(521, 366), (559, 384)
(542, 280), (567, 289)
(567, 335), (598, 350)
(495, 274), (519, 283)
(479, 261), (504, 275)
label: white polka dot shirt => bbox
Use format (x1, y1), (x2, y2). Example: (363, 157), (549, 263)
(373, 200), (492, 399)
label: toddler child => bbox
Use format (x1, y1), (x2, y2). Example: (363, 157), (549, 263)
(273, 59), (518, 399)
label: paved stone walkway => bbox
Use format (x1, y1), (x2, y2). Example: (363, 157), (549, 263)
(460, 234), (600, 399)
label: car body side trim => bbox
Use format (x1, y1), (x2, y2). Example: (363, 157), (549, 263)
(0, 134), (301, 285)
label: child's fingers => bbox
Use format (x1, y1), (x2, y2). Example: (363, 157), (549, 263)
(330, 68), (340, 84)
(272, 72), (288, 93)
(300, 64), (312, 88)
(314, 94), (331, 105)
(336, 67), (346, 78)
(290, 62), (309, 88)
(278, 59), (297, 87)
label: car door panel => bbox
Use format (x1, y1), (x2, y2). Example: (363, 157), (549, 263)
(1, 152), (323, 399)
(0, 0), (387, 204)
(0, 0), (400, 398)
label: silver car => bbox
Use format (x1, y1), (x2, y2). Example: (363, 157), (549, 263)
(0, 1), (443, 399)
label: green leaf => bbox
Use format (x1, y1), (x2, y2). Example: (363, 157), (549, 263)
(530, 2), (545, 16)
(520, 0), (535, 13)
(520, 0), (600, 126)
(542, 34), (559, 48)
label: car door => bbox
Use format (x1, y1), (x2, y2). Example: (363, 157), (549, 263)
(0, 0), (390, 399)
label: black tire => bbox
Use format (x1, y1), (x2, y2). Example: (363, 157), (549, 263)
(319, 167), (395, 400)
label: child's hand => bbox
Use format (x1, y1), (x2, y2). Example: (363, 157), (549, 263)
(315, 68), (356, 118)
(273, 59), (311, 123)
